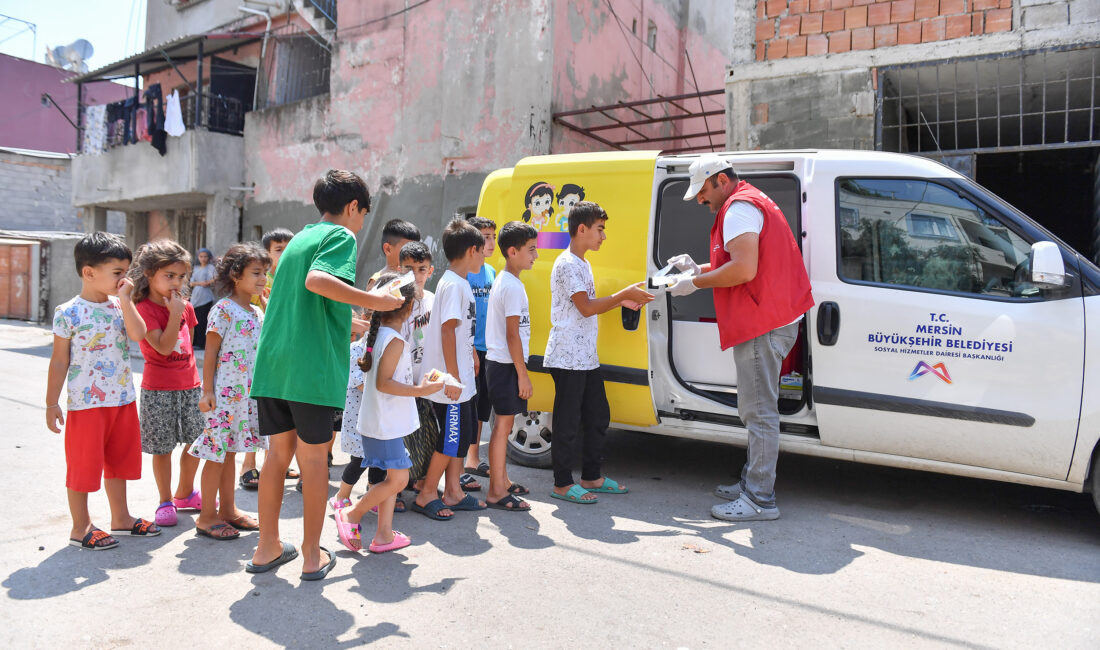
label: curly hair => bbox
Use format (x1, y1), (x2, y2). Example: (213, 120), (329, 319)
(128, 239), (191, 303)
(357, 271), (416, 372)
(215, 242), (271, 296)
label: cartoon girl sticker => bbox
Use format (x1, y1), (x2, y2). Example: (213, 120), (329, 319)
(521, 182), (555, 230)
(555, 184), (585, 232)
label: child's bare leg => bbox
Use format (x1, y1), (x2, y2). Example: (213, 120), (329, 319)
(251, 431), (295, 566)
(345, 469), (406, 524)
(465, 422), (483, 470)
(295, 437), (331, 574)
(103, 478), (136, 530)
(487, 414), (515, 502)
(217, 453), (244, 520)
(67, 489), (93, 539)
(413, 452), (453, 517)
(151, 453), (173, 503)
(174, 450), (200, 499)
(240, 451), (257, 474)
(195, 459), (225, 531)
(443, 457), (482, 507)
(373, 470), (408, 544)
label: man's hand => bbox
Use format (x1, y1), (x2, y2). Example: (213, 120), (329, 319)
(363, 287), (404, 311)
(669, 275), (699, 297)
(517, 373), (533, 400)
(167, 289), (185, 316)
(667, 254), (701, 276)
(46, 405), (64, 433)
(117, 276), (135, 302)
(198, 390), (216, 413)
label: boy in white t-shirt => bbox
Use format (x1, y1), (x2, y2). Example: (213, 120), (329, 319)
(398, 241), (439, 487)
(411, 219), (488, 520)
(543, 202), (654, 505)
(483, 222), (539, 511)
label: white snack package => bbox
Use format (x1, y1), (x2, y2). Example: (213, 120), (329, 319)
(425, 368), (465, 389)
(650, 263), (678, 287)
(379, 271), (415, 297)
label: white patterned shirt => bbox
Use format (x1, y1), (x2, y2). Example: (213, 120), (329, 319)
(52, 296), (136, 410)
(544, 250), (599, 371)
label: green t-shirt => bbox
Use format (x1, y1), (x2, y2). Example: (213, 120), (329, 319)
(251, 222), (357, 408)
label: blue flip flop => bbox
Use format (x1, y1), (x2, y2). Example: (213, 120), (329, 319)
(300, 546), (336, 581)
(244, 541), (298, 573)
(446, 494), (487, 511)
(410, 498), (454, 521)
(550, 484), (598, 504)
(584, 477), (629, 494)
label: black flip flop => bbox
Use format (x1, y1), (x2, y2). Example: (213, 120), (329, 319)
(69, 529), (118, 551)
(459, 473), (482, 492)
(239, 468), (260, 490)
(487, 494), (530, 511)
(507, 483), (530, 496)
(245, 541), (298, 573)
(196, 523), (240, 540)
(301, 546), (336, 581)
(463, 462), (490, 478)
(410, 498), (454, 521)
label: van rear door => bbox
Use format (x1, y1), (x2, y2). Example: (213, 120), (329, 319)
(808, 172), (1084, 480)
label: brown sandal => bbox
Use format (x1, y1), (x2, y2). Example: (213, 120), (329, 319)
(226, 514), (259, 530)
(196, 523), (240, 540)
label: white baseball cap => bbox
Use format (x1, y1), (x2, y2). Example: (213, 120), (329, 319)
(682, 154), (732, 201)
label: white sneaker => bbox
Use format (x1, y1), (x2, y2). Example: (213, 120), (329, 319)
(714, 483), (741, 500)
(711, 494), (780, 522)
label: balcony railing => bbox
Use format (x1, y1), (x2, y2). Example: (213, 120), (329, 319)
(182, 94), (245, 135)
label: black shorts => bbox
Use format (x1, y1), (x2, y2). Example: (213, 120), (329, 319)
(474, 349), (492, 422)
(256, 397), (336, 446)
(485, 359), (528, 416)
(430, 400), (476, 459)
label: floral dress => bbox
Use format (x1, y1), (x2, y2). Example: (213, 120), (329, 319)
(339, 337), (368, 457)
(189, 298), (268, 462)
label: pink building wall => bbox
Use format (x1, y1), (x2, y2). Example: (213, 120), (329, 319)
(1, 54), (132, 154)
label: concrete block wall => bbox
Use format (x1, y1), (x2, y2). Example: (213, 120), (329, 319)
(755, 0), (1014, 61)
(0, 152), (81, 232)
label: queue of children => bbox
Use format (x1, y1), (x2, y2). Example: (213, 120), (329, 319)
(45, 168), (654, 579)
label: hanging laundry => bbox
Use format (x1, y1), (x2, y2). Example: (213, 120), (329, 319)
(143, 83), (167, 155)
(82, 104), (107, 154)
(135, 107), (152, 142)
(165, 90), (185, 137)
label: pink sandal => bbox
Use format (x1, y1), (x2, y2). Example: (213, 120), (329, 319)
(334, 509), (362, 552)
(368, 531), (411, 554)
(328, 496), (351, 512)
(154, 501), (177, 527)
(172, 490), (202, 511)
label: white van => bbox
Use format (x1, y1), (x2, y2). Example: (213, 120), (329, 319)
(475, 149), (1100, 516)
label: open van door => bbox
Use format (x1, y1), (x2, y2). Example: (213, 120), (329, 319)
(808, 172), (1084, 480)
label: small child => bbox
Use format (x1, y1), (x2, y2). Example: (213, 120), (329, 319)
(46, 232), (159, 550)
(131, 240), (203, 526)
(397, 241), (439, 484)
(483, 221), (539, 511)
(544, 202), (654, 504)
(330, 240), (435, 511)
(334, 273), (444, 553)
(241, 228), (296, 490)
(411, 218), (488, 520)
(247, 169), (403, 581)
(463, 216), (497, 485)
(191, 242), (271, 540)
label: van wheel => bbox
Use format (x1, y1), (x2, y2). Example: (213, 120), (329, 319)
(506, 411), (552, 469)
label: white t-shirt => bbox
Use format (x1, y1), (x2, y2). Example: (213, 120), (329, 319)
(52, 296), (136, 411)
(544, 250), (599, 371)
(422, 270), (477, 403)
(400, 290), (434, 381)
(486, 270), (530, 364)
(722, 200), (765, 245)
(357, 327), (420, 440)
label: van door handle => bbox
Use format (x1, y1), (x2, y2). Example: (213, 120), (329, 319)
(817, 302), (840, 346)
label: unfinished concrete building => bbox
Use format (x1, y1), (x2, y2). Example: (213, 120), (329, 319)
(66, 0), (736, 280)
(727, 0), (1100, 261)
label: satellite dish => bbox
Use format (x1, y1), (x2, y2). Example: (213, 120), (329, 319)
(46, 39), (94, 73)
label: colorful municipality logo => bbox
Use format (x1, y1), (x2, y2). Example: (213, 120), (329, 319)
(908, 361), (952, 384)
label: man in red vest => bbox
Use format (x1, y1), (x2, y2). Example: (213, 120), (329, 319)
(668, 154), (814, 521)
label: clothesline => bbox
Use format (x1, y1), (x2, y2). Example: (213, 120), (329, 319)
(81, 83), (186, 156)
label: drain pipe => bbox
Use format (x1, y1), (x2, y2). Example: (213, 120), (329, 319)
(238, 6), (271, 111)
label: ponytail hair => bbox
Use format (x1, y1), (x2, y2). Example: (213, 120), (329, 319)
(357, 272), (416, 372)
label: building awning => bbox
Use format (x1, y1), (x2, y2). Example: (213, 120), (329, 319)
(64, 32), (263, 84)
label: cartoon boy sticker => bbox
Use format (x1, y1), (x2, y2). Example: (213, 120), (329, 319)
(522, 182), (555, 230)
(555, 183), (585, 232)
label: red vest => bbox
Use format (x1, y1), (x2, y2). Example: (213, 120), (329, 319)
(710, 181), (814, 349)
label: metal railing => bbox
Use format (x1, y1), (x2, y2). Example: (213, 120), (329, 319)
(182, 94), (245, 135)
(308, 0), (337, 25)
(255, 24), (331, 110)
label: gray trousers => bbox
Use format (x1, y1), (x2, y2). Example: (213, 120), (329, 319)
(732, 321), (798, 508)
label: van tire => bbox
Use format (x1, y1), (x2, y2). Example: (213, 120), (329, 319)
(506, 410), (553, 469)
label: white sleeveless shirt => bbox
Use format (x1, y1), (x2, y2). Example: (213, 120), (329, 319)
(357, 326), (420, 440)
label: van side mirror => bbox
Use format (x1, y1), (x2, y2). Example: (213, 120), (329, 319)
(621, 305), (640, 331)
(1029, 241), (1067, 288)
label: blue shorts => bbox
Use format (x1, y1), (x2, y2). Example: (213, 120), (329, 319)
(430, 400), (475, 459)
(359, 436), (412, 471)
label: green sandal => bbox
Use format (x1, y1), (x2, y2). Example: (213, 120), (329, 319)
(550, 484), (598, 504)
(584, 477), (628, 494)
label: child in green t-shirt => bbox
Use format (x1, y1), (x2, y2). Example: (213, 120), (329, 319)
(245, 169), (404, 581)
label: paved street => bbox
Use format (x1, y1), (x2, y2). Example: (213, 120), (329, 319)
(1, 319), (1098, 648)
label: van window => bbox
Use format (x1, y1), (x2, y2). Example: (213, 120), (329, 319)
(657, 175), (801, 321)
(836, 178), (1038, 298)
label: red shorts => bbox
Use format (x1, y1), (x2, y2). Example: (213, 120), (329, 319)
(65, 403), (142, 492)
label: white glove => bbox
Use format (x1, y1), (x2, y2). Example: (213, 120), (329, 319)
(667, 254), (701, 276)
(668, 275), (698, 297)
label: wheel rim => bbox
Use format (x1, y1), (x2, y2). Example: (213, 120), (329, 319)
(508, 410), (552, 455)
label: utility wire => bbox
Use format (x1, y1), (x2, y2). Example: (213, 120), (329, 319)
(337, 0), (433, 37)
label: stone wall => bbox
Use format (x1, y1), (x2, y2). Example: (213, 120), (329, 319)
(0, 150), (123, 233)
